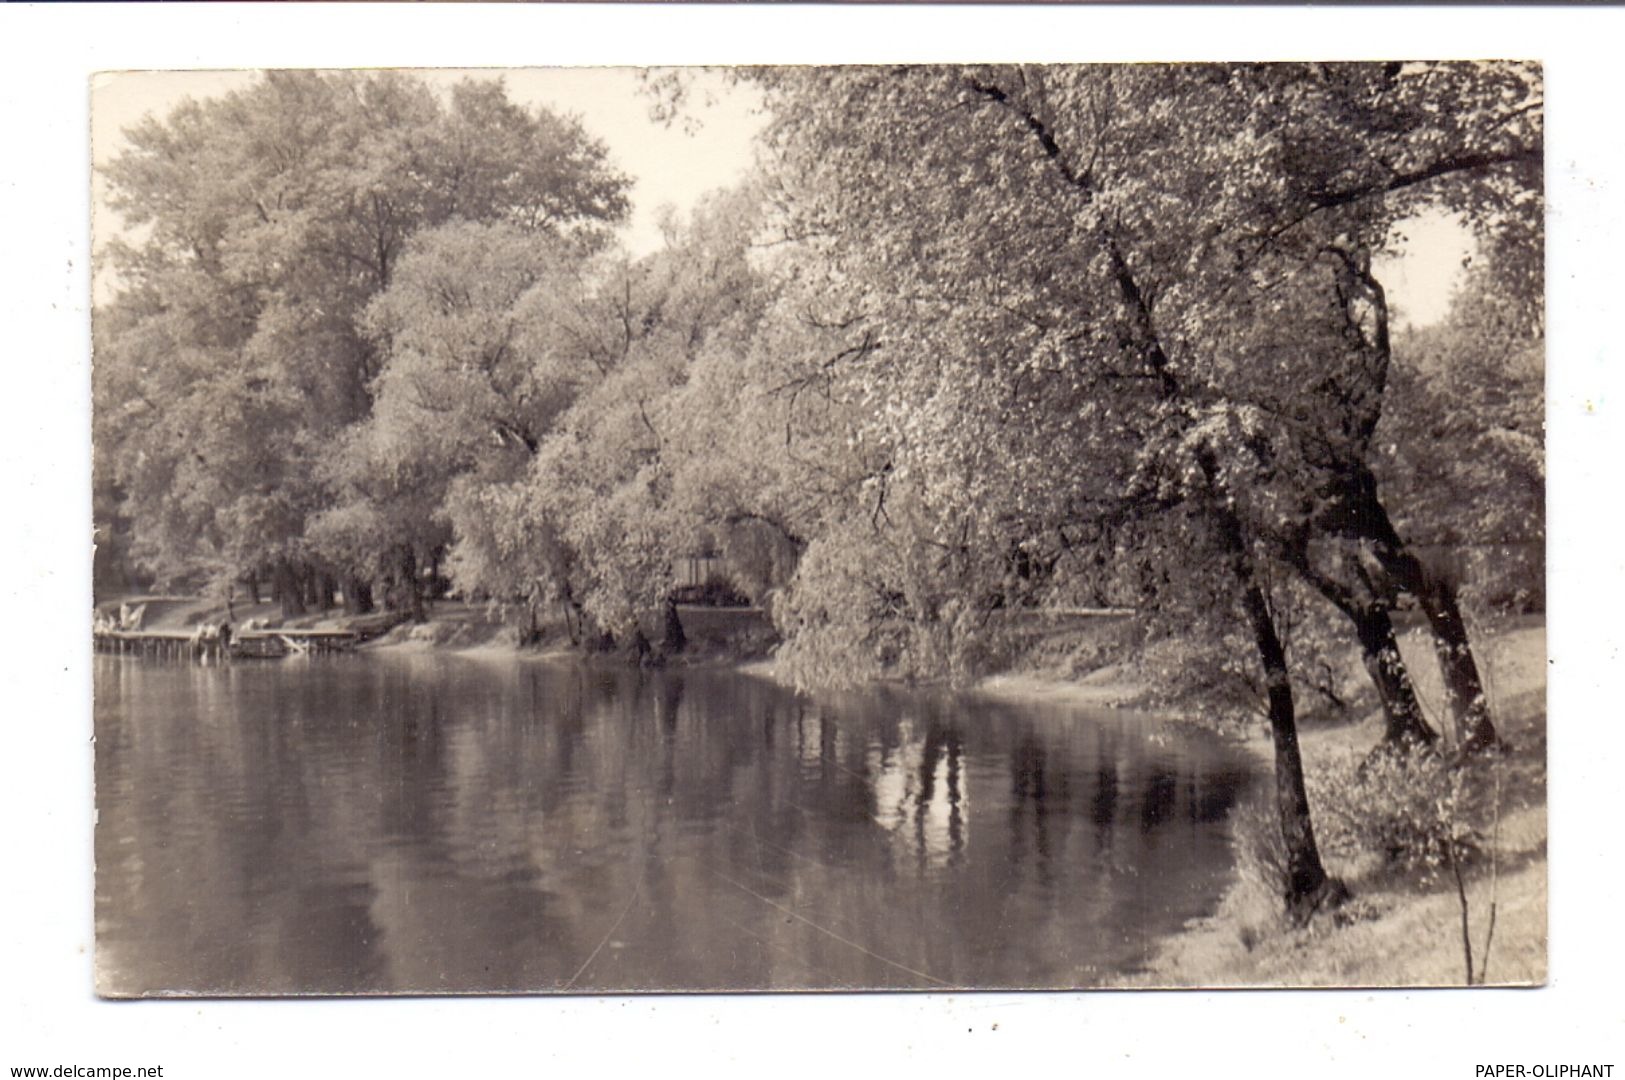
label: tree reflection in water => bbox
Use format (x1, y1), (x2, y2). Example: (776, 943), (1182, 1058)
(95, 653), (1257, 994)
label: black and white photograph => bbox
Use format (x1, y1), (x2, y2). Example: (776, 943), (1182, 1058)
(87, 61), (1548, 997)
(12, 1), (1625, 1074)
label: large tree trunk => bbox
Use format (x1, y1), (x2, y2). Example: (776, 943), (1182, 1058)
(321, 570), (339, 611)
(1282, 539), (1438, 750)
(662, 597), (687, 654)
(1209, 497), (1342, 920)
(1237, 573), (1341, 920)
(1351, 604), (1439, 749)
(1304, 248), (1500, 754)
(1197, 444), (1341, 919)
(1335, 465), (1499, 752)
(273, 559), (307, 620)
(397, 547), (427, 624)
(428, 548), (446, 601)
(1388, 555), (1497, 753)
(343, 573), (374, 615)
(300, 565), (321, 611)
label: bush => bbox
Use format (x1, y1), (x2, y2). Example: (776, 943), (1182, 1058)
(1132, 630), (1268, 729)
(1231, 786), (1294, 905)
(1308, 747), (1482, 885)
(1232, 746), (1486, 898)
(1308, 745), (1511, 984)
(1230, 783), (1395, 943)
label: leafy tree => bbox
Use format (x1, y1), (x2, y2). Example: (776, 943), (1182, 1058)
(733, 62), (1539, 911)
(1379, 243), (1545, 660)
(517, 186), (775, 643)
(667, 232), (894, 616)
(311, 220), (602, 619)
(95, 72), (629, 612)
(405, 184), (782, 645)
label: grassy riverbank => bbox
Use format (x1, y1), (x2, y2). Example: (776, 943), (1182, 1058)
(1135, 623), (1547, 988)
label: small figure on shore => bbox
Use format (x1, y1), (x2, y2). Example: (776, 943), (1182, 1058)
(192, 621), (223, 661)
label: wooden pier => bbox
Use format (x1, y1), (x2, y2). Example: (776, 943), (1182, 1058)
(94, 626), (361, 660)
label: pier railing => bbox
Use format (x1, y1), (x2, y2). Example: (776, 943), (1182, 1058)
(93, 627), (360, 660)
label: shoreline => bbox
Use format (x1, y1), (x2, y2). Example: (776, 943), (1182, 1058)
(107, 594), (1547, 988)
(363, 626), (1549, 988)
(1134, 623), (1548, 988)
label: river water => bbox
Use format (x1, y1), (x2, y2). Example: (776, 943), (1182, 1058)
(94, 651), (1257, 995)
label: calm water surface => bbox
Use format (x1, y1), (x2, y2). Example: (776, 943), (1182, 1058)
(94, 652), (1257, 994)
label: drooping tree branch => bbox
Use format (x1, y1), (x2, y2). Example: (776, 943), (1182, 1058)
(1307, 146), (1542, 212)
(963, 75), (1180, 400)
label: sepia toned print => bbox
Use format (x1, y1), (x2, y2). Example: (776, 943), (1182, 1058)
(91, 64), (1545, 996)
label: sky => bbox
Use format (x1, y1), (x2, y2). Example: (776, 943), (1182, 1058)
(90, 67), (768, 297)
(90, 67), (1469, 326)
(1373, 208), (1477, 329)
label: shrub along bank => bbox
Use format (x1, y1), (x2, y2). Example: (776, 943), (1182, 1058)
(1134, 623), (1546, 988)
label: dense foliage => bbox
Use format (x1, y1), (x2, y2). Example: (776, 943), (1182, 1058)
(95, 65), (1543, 914)
(95, 72), (629, 612)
